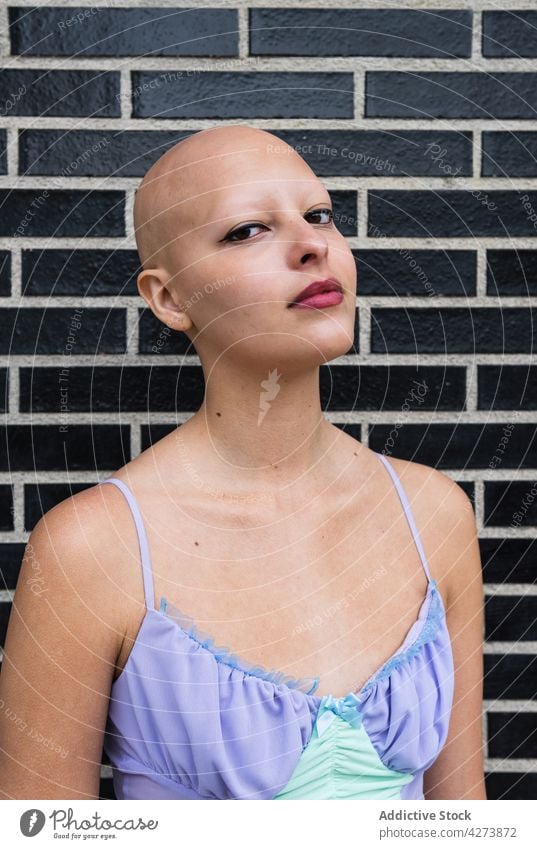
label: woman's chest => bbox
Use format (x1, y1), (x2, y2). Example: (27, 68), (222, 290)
(118, 492), (432, 697)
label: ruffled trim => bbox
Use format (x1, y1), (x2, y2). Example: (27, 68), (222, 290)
(358, 580), (444, 696)
(159, 596), (321, 696)
(158, 580), (445, 701)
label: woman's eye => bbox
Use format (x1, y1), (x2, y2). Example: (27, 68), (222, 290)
(225, 223), (267, 242)
(308, 207), (334, 224)
(223, 208), (333, 243)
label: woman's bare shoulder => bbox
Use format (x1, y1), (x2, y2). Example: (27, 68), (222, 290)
(384, 453), (473, 510)
(381, 453), (479, 604)
(31, 474), (147, 634)
(0, 480), (140, 798)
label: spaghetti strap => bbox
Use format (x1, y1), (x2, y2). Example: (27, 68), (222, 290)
(374, 452), (433, 584)
(99, 476), (155, 611)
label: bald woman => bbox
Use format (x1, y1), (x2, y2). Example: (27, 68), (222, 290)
(0, 125), (486, 800)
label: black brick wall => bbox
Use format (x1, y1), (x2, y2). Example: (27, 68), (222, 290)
(0, 3), (535, 802)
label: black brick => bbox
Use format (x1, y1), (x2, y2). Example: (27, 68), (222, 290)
(366, 72), (537, 119)
(485, 771), (537, 801)
(483, 132), (537, 178)
(19, 129), (193, 178)
(0, 543), (26, 590)
(488, 712), (537, 759)
(486, 596), (537, 642)
(487, 250), (537, 296)
(0, 369), (7, 413)
(0, 129), (6, 173)
(22, 250), (140, 297)
(355, 249), (475, 297)
(131, 71), (354, 119)
(19, 367), (206, 413)
(19, 129), (472, 177)
(372, 307), (536, 353)
(0, 309), (125, 354)
(481, 538), (537, 584)
(485, 654), (537, 700)
(270, 129), (472, 177)
(368, 423), (535, 469)
(0, 485), (14, 531)
(0, 252), (11, 297)
(99, 777), (116, 800)
(479, 366), (537, 411)
(0, 603), (11, 645)
(368, 190), (537, 238)
(319, 366), (465, 411)
(483, 11), (537, 58)
(0, 190), (125, 238)
(9, 6), (238, 57)
(485, 481), (537, 528)
(25, 482), (102, 531)
(331, 191), (358, 236)
(250, 9), (472, 58)
(0, 69), (119, 117)
(0, 426), (129, 472)
(457, 481), (475, 507)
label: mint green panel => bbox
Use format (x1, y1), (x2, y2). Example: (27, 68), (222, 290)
(274, 714), (414, 800)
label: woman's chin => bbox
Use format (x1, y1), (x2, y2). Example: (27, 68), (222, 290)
(282, 329), (356, 365)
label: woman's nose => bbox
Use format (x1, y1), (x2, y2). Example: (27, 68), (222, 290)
(285, 218), (329, 264)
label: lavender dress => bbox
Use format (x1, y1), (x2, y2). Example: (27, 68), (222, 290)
(101, 452), (454, 799)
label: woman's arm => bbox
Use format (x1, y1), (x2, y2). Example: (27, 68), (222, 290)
(0, 489), (125, 799)
(423, 481), (487, 800)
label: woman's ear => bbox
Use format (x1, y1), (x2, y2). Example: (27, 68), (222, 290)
(137, 267), (193, 333)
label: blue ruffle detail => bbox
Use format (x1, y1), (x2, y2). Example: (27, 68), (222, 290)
(159, 596), (320, 696)
(358, 579), (445, 696)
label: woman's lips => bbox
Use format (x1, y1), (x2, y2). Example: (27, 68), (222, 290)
(289, 290), (344, 309)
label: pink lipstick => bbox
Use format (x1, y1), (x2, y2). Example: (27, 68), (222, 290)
(289, 277), (343, 310)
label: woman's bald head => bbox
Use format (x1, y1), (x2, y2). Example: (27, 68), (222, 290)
(133, 125), (305, 269)
(132, 123), (356, 372)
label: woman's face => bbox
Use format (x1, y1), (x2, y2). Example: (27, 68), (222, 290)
(141, 134), (358, 369)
